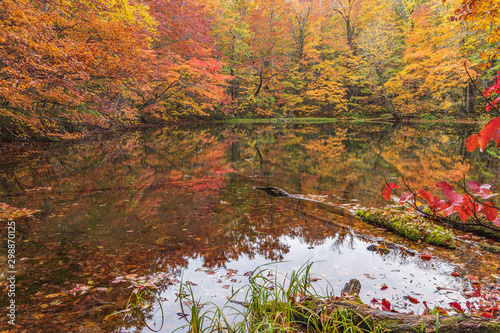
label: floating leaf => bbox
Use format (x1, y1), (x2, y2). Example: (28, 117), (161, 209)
(407, 296), (419, 304)
(381, 299), (391, 312)
(449, 302), (463, 313)
(419, 253), (432, 261)
(434, 307), (448, 315)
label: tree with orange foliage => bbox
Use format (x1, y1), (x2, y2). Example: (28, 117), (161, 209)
(385, 2), (474, 116)
(0, 0), (154, 139)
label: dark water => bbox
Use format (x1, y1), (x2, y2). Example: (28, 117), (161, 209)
(1, 121), (499, 332)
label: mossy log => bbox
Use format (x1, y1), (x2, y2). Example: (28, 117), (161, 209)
(297, 279), (500, 333)
(434, 213), (500, 242)
(356, 206), (455, 249)
(326, 300), (500, 333)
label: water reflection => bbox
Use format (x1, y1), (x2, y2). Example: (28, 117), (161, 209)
(127, 234), (465, 332)
(0, 122), (498, 332)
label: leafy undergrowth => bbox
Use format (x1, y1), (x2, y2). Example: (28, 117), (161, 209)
(356, 206), (456, 249)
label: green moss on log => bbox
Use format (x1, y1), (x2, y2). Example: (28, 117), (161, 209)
(477, 242), (500, 254)
(356, 206), (455, 249)
(442, 214), (500, 242)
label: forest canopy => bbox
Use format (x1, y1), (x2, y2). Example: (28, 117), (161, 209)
(0, 0), (499, 139)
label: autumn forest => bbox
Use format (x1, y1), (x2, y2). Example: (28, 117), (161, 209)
(1, 0), (499, 140)
(4, 0), (500, 331)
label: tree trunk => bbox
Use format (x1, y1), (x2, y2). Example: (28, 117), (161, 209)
(375, 64), (400, 120)
(466, 81), (475, 114)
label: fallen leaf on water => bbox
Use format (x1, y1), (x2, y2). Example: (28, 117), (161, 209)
(451, 272), (460, 277)
(419, 253), (432, 261)
(481, 312), (494, 318)
(222, 285), (230, 289)
(112, 276), (125, 284)
(381, 299), (392, 311)
(380, 284), (388, 290)
(196, 267), (210, 272)
(435, 307), (448, 315)
(449, 302), (464, 312)
(406, 296), (419, 304)
(466, 275), (479, 283)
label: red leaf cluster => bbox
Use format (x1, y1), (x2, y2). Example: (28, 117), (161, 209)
(466, 71), (500, 152)
(371, 298), (394, 312)
(383, 181), (500, 224)
(382, 183), (399, 200)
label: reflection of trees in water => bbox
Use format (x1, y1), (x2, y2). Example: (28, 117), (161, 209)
(0, 122), (489, 331)
(327, 233), (355, 256)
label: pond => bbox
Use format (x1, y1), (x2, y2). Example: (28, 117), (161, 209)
(1, 121), (500, 332)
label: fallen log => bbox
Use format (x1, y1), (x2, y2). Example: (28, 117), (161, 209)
(326, 299), (500, 333)
(356, 206), (456, 249)
(298, 279), (500, 333)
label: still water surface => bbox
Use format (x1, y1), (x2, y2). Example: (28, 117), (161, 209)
(0, 121), (498, 332)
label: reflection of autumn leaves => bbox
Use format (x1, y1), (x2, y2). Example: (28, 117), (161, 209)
(304, 131), (347, 166)
(382, 128), (470, 187)
(0, 123), (484, 331)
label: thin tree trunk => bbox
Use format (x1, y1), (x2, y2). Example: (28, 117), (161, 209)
(375, 64), (400, 120)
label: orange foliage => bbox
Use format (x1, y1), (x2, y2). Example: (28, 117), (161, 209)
(385, 3), (473, 115)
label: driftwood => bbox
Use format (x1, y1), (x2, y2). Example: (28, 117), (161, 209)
(254, 186), (349, 214)
(254, 186), (354, 231)
(255, 186), (313, 200)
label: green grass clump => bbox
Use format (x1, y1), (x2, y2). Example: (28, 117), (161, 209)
(356, 206), (455, 249)
(175, 262), (387, 332)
